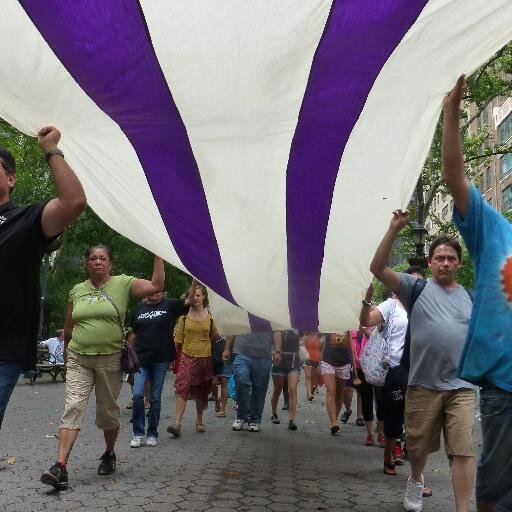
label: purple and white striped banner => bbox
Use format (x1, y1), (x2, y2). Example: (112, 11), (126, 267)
(1, 1), (511, 334)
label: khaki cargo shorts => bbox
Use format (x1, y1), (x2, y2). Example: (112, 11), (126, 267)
(60, 350), (123, 431)
(405, 386), (476, 458)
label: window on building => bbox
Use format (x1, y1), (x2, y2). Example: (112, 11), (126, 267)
(482, 108), (489, 125)
(503, 186), (512, 212)
(501, 153), (512, 180)
(442, 205), (449, 220)
(498, 113), (512, 143)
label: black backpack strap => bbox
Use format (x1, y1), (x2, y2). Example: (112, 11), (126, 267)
(399, 278), (427, 372)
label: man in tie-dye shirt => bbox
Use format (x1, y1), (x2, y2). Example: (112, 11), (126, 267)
(443, 75), (512, 512)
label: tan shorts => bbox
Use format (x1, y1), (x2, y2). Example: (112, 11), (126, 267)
(60, 350), (123, 431)
(405, 386), (476, 458)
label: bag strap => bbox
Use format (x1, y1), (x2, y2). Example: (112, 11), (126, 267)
(399, 278), (427, 372)
(97, 288), (126, 345)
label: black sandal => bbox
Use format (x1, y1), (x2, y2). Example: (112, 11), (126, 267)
(330, 425), (340, 435)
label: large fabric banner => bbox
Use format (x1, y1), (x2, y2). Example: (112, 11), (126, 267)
(1, 1), (511, 333)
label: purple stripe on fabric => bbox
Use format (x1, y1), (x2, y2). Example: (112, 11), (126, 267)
(248, 313), (273, 334)
(19, 0), (235, 304)
(286, 0), (428, 330)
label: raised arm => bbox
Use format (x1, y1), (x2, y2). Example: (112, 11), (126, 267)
(130, 256), (165, 299)
(369, 209), (409, 294)
(39, 127), (87, 238)
(442, 75), (471, 218)
(184, 279), (197, 306)
(359, 284), (385, 328)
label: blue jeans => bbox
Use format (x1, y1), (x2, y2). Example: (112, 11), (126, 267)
(476, 384), (512, 512)
(233, 354), (271, 424)
(0, 362), (21, 429)
(132, 363), (168, 437)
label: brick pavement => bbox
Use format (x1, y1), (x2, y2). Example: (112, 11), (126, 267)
(0, 373), (479, 511)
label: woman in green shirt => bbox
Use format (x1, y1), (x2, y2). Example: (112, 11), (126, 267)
(41, 245), (164, 489)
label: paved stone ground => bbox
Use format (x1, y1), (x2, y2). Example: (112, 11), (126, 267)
(0, 373), (479, 511)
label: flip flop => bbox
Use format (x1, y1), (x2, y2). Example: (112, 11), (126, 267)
(216, 411), (226, 418)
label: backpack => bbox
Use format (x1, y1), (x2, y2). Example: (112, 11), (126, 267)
(399, 279), (473, 372)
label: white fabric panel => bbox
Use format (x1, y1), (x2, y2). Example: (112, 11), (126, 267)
(141, 0), (332, 325)
(318, 0), (512, 331)
(207, 289), (251, 336)
(0, 0), (184, 271)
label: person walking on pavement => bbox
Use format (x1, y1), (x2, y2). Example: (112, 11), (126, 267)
(320, 331), (352, 435)
(41, 246), (164, 488)
(223, 331), (281, 432)
(0, 127), (86, 430)
(370, 214), (476, 511)
(270, 330), (301, 431)
(129, 282), (195, 448)
(359, 286), (409, 476)
(443, 76), (512, 512)
(167, 285), (219, 437)
(302, 331), (322, 401)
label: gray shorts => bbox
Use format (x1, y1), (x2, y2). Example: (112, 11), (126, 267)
(476, 384), (512, 511)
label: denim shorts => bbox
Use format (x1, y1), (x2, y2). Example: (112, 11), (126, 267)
(476, 384), (512, 512)
(216, 362), (233, 379)
(272, 364), (301, 377)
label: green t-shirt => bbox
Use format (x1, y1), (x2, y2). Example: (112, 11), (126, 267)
(68, 274), (135, 355)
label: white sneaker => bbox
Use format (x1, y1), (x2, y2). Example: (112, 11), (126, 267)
(249, 423), (260, 432)
(232, 419), (246, 431)
(403, 474), (424, 511)
(130, 435), (144, 448)
(146, 436), (157, 447)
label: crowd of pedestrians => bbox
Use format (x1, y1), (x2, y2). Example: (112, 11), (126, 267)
(0, 76), (510, 512)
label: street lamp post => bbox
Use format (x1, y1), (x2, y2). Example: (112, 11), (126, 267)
(408, 222), (428, 269)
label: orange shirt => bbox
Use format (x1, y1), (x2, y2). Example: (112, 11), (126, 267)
(303, 334), (321, 362)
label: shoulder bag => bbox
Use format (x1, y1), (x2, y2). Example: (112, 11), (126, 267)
(359, 301), (396, 387)
(98, 288), (140, 375)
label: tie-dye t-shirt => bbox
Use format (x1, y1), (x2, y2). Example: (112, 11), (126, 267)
(453, 186), (512, 392)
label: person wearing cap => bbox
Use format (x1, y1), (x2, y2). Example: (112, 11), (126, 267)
(0, 126), (86, 430)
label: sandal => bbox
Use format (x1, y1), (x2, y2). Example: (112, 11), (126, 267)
(196, 424), (206, 433)
(166, 424), (181, 437)
(307, 395), (314, 401)
(216, 411), (226, 418)
(383, 462), (397, 476)
(330, 425), (340, 435)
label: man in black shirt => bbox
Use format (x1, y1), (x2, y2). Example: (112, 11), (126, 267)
(0, 126), (86, 430)
(129, 283), (195, 447)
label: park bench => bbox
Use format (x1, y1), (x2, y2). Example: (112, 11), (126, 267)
(27, 346), (66, 385)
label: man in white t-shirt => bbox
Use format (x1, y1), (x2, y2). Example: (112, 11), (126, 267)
(39, 329), (64, 365)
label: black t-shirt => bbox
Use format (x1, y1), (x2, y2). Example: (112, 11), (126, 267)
(0, 200), (52, 370)
(322, 333), (351, 367)
(131, 298), (187, 366)
(282, 330), (300, 354)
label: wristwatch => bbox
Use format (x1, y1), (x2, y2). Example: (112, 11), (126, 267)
(361, 299), (373, 307)
(45, 148), (65, 163)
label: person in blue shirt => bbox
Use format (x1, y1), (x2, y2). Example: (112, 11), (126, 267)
(443, 75), (512, 512)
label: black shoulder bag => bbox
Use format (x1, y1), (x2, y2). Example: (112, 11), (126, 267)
(98, 288), (140, 375)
